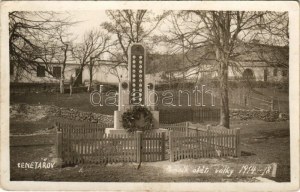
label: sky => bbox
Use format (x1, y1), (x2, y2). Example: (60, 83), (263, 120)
(67, 11), (110, 42)
(66, 10), (166, 40)
(64, 10), (171, 57)
(59, 10), (288, 60)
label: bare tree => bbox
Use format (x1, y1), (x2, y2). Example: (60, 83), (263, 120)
(71, 29), (111, 89)
(101, 10), (168, 66)
(54, 27), (75, 94)
(9, 11), (73, 82)
(58, 38), (69, 94)
(163, 11), (288, 128)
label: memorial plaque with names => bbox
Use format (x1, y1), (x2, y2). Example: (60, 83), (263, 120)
(129, 44), (145, 105)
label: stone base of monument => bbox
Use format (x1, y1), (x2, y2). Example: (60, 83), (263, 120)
(105, 109), (163, 135)
(113, 110), (160, 129)
(108, 109), (163, 133)
(149, 128), (168, 134)
(105, 128), (168, 135)
(105, 128), (129, 135)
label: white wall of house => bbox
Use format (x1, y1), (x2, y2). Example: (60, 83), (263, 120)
(63, 65), (79, 82)
(238, 66), (288, 82)
(10, 70), (58, 83)
(10, 64), (84, 83)
(81, 64), (128, 85)
(11, 64), (60, 83)
(10, 63), (129, 85)
(10, 61), (288, 85)
(167, 62), (288, 83)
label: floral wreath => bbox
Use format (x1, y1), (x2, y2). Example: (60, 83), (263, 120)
(122, 106), (153, 133)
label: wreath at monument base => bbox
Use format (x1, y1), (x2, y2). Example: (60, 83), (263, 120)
(122, 106), (153, 133)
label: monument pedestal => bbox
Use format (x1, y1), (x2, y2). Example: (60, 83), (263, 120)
(106, 109), (161, 135)
(105, 128), (168, 135)
(149, 128), (168, 134)
(105, 128), (129, 135)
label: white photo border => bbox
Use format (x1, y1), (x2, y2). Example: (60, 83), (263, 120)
(1, 1), (299, 191)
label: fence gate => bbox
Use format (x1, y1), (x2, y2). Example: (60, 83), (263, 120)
(140, 132), (166, 162)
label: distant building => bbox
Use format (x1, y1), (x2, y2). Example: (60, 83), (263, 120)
(10, 42), (288, 85)
(10, 60), (128, 85)
(148, 43), (289, 83)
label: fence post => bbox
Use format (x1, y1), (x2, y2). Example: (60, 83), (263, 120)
(185, 122), (189, 136)
(169, 130), (174, 162)
(207, 125), (214, 155)
(206, 125), (212, 156)
(55, 125), (63, 167)
(136, 131), (142, 164)
(56, 131), (62, 158)
(235, 128), (241, 157)
(161, 132), (166, 160)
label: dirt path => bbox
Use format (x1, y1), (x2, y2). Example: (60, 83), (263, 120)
(11, 148), (260, 183)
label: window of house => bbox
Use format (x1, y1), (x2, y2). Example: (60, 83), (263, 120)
(37, 66), (46, 77)
(282, 69), (288, 77)
(273, 68), (278, 76)
(53, 67), (61, 78)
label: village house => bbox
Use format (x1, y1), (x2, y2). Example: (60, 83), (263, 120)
(149, 42), (289, 84)
(10, 43), (288, 86)
(10, 60), (128, 85)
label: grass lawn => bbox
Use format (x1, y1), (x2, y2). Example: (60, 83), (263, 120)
(10, 87), (289, 114)
(11, 91), (220, 114)
(10, 91), (245, 116)
(228, 87), (289, 112)
(229, 120), (290, 182)
(10, 92), (117, 115)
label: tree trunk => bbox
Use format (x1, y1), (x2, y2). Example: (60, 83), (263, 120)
(219, 62), (230, 128)
(217, 49), (230, 129)
(88, 57), (94, 92)
(60, 78), (64, 94)
(60, 44), (68, 94)
(89, 65), (93, 92)
(169, 72), (171, 89)
(14, 65), (20, 82)
(60, 66), (65, 94)
(73, 66), (83, 87)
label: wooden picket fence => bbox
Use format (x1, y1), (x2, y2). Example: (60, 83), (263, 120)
(169, 125), (241, 162)
(56, 121), (166, 165)
(160, 122), (188, 133)
(160, 122), (207, 135)
(141, 132), (166, 162)
(56, 121), (240, 165)
(228, 88), (275, 111)
(61, 131), (137, 165)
